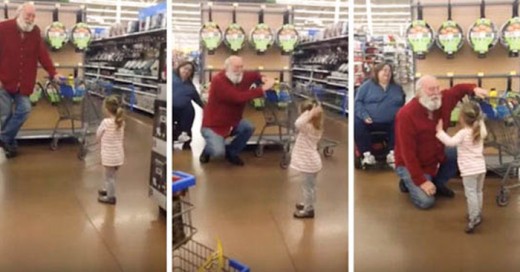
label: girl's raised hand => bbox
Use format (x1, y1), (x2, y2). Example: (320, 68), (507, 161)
(436, 119), (444, 132)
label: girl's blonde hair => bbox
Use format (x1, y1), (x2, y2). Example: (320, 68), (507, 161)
(104, 95), (124, 129)
(300, 100), (323, 131)
(460, 101), (483, 144)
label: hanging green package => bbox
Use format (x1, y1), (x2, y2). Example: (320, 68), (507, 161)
(406, 20), (434, 58)
(200, 22), (223, 52)
(468, 18), (497, 55)
(250, 24), (274, 53)
(276, 24), (299, 53)
(437, 21), (463, 55)
(502, 18), (520, 53)
(70, 23), (92, 51)
(45, 22), (68, 50)
(224, 24), (246, 52)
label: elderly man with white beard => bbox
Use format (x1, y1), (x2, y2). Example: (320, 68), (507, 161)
(0, 2), (62, 158)
(394, 75), (488, 209)
(199, 56), (275, 166)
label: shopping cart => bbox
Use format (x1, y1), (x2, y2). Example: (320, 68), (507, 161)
(45, 78), (103, 160)
(478, 93), (520, 206)
(173, 171), (250, 272)
(254, 82), (298, 168)
(255, 83), (337, 168)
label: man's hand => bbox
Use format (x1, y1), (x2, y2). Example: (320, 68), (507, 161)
(0, 80), (3, 89)
(364, 117), (373, 124)
(473, 87), (489, 99)
(53, 74), (64, 83)
(436, 119), (444, 132)
(420, 181), (436, 196)
(262, 77), (275, 91)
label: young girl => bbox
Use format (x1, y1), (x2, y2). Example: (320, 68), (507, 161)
(290, 100), (324, 219)
(96, 95), (125, 205)
(436, 101), (487, 233)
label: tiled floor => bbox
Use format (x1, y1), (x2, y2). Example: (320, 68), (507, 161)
(355, 167), (520, 271)
(173, 106), (348, 271)
(0, 111), (166, 271)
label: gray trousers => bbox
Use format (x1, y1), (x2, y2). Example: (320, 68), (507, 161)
(301, 172), (318, 211)
(462, 173), (485, 221)
(104, 166), (119, 198)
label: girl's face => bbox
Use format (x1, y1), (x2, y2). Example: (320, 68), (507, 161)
(179, 65), (193, 81)
(378, 65), (392, 85)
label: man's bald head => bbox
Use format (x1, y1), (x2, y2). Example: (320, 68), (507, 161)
(16, 2), (36, 32)
(416, 75), (442, 111)
(224, 56), (244, 84)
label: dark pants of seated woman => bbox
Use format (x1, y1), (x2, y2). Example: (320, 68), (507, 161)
(354, 117), (395, 154)
(173, 105), (195, 145)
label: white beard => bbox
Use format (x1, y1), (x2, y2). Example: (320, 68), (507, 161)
(16, 16), (35, 32)
(419, 94), (442, 111)
(226, 71), (243, 85)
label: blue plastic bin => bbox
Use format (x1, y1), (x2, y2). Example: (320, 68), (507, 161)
(173, 171), (196, 193)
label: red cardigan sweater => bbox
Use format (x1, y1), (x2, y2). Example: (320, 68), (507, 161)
(394, 83), (477, 186)
(0, 19), (57, 95)
(202, 71), (264, 137)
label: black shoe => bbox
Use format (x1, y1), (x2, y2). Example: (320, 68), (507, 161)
(182, 142), (191, 150)
(295, 203), (305, 210)
(4, 149), (17, 159)
(436, 185), (455, 198)
(98, 189), (107, 196)
(226, 153), (244, 166)
(199, 151), (210, 164)
(98, 196), (116, 205)
(399, 179), (409, 193)
(293, 209), (315, 219)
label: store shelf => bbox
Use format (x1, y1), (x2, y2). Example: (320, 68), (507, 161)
(85, 65), (117, 70)
(114, 73), (158, 80)
(323, 88), (346, 96)
(85, 73), (114, 80)
(113, 78), (158, 89)
(124, 101), (154, 114)
(327, 82), (347, 88)
(292, 67), (330, 73)
(327, 76), (348, 81)
(114, 85), (157, 97)
(91, 28), (166, 44)
(298, 35), (348, 49)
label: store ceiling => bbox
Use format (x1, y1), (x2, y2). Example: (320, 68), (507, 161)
(173, 0), (349, 50)
(69, 0), (159, 29)
(354, 0), (411, 36)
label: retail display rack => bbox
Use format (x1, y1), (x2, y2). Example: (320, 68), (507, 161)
(150, 84), (167, 211)
(84, 3), (166, 116)
(291, 26), (348, 115)
(354, 33), (414, 88)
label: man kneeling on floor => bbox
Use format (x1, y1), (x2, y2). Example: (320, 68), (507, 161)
(394, 75), (488, 209)
(199, 56), (274, 166)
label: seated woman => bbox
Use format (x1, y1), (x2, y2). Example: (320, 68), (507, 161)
(354, 63), (405, 166)
(173, 61), (203, 150)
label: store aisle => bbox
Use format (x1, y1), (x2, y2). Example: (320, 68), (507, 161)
(0, 113), (165, 271)
(174, 108), (348, 271)
(355, 169), (520, 271)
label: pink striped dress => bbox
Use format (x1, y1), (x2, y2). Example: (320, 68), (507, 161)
(96, 118), (125, 167)
(436, 121), (487, 177)
(290, 110), (323, 173)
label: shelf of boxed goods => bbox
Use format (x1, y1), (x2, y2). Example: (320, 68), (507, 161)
(84, 32), (165, 116)
(90, 28), (166, 44)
